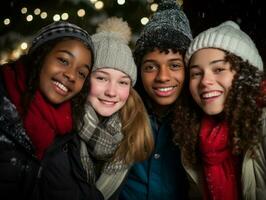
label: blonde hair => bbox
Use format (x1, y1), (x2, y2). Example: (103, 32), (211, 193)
(114, 88), (154, 164)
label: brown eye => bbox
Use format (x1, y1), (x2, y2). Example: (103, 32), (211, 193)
(58, 57), (68, 65)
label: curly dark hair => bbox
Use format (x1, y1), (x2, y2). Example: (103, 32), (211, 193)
(20, 37), (92, 131)
(172, 51), (264, 166)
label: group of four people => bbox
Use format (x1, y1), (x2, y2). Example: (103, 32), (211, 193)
(0, 0), (265, 199)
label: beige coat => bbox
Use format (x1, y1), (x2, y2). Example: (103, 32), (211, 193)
(182, 108), (266, 200)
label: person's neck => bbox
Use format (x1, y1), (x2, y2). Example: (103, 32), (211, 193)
(152, 103), (172, 120)
(204, 112), (225, 122)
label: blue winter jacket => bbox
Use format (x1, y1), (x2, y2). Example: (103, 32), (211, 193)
(119, 113), (188, 200)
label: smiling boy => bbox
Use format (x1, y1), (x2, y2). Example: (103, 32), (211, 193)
(119, 0), (193, 199)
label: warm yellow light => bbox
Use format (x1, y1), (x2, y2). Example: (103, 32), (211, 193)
(11, 49), (22, 60)
(53, 14), (61, 21)
(4, 18), (11, 25)
(77, 9), (86, 17)
(21, 7), (27, 14)
(26, 15), (33, 22)
(20, 42), (28, 50)
(117, 0), (125, 5)
(141, 17), (149, 25)
(95, 1), (104, 10)
(90, 0), (97, 3)
(40, 12), (48, 19)
(61, 13), (69, 20)
(34, 8), (41, 15)
(150, 3), (158, 12)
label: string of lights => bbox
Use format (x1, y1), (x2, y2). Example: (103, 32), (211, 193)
(1, 0), (172, 64)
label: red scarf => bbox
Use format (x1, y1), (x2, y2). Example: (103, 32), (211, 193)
(2, 62), (73, 159)
(199, 115), (240, 200)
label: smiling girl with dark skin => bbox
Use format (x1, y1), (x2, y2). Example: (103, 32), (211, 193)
(0, 21), (100, 200)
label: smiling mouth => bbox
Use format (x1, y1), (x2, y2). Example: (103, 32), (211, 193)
(154, 86), (177, 96)
(53, 81), (69, 93)
(99, 99), (117, 105)
(201, 91), (222, 99)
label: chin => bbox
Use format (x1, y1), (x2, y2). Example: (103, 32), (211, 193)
(98, 110), (116, 117)
(204, 109), (223, 116)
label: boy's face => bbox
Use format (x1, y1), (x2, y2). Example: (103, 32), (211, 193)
(140, 49), (185, 106)
(39, 39), (92, 104)
(189, 48), (235, 115)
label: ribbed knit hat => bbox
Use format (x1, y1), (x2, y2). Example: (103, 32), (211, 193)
(29, 21), (94, 59)
(186, 20), (263, 71)
(134, 0), (192, 60)
(92, 17), (137, 86)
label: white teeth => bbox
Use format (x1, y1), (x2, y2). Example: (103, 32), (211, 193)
(202, 91), (221, 98)
(158, 87), (174, 92)
(54, 81), (68, 92)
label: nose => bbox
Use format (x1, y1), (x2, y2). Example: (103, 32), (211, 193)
(155, 66), (170, 82)
(104, 82), (116, 97)
(63, 67), (76, 82)
(200, 72), (214, 87)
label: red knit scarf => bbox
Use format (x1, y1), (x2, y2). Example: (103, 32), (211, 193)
(2, 62), (73, 159)
(199, 115), (240, 200)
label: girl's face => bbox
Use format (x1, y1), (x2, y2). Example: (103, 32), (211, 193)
(140, 49), (185, 106)
(39, 39), (92, 105)
(88, 68), (131, 117)
(189, 48), (236, 115)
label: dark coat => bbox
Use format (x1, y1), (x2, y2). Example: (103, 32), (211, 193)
(0, 73), (103, 200)
(39, 133), (104, 200)
(0, 74), (40, 200)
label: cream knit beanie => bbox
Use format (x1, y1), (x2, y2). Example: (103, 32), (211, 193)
(186, 20), (263, 71)
(92, 17), (137, 85)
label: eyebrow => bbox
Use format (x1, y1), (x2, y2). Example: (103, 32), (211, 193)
(190, 59), (225, 69)
(57, 49), (74, 57)
(143, 58), (182, 64)
(94, 70), (130, 79)
(57, 49), (91, 69)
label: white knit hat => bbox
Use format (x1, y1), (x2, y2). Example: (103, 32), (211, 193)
(186, 20), (263, 71)
(92, 17), (137, 85)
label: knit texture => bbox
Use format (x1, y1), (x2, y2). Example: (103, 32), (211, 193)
(92, 17), (137, 85)
(29, 21), (94, 58)
(186, 20), (263, 71)
(134, 0), (192, 57)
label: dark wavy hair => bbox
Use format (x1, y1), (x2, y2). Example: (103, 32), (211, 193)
(172, 51), (264, 166)
(19, 37), (92, 131)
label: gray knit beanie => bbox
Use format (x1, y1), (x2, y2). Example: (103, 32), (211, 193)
(186, 20), (263, 71)
(92, 17), (137, 86)
(134, 0), (193, 65)
(29, 21), (94, 59)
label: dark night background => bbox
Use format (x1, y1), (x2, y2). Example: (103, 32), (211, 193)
(0, 0), (265, 67)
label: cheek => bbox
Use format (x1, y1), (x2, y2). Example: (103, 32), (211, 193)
(189, 81), (200, 100)
(88, 84), (101, 99)
(119, 87), (130, 101)
(141, 73), (154, 86)
(173, 70), (185, 83)
(189, 80), (196, 94)
(39, 66), (49, 90)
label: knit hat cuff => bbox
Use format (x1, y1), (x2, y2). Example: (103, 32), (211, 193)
(185, 21), (263, 71)
(29, 21), (94, 59)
